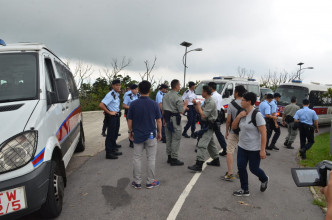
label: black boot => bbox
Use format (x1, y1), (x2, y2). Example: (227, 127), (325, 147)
(106, 154), (118, 159)
(207, 158), (220, 166)
(170, 158), (184, 166)
(182, 132), (190, 138)
(129, 141), (134, 148)
(284, 140), (288, 147)
(116, 144), (122, 148)
(188, 160), (204, 172)
(286, 143), (294, 149)
(167, 155), (172, 163)
(191, 133), (197, 139)
(300, 148), (306, 159)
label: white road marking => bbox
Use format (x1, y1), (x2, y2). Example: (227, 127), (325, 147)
(166, 150), (223, 220)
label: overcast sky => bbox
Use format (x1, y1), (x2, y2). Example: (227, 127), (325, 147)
(1, 0), (332, 84)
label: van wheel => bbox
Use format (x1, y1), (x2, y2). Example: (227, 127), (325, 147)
(39, 160), (64, 218)
(75, 124), (85, 152)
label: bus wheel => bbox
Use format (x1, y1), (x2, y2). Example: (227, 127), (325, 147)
(39, 160), (64, 218)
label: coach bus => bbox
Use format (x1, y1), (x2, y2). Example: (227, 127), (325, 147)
(275, 80), (332, 125)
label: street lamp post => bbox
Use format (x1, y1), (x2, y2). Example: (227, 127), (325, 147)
(296, 62), (314, 80)
(180, 41), (202, 88)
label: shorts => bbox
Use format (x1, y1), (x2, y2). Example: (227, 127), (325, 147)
(226, 133), (239, 154)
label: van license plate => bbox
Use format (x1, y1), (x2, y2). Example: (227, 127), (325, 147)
(0, 186), (27, 216)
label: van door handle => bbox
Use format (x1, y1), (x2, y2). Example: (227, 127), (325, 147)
(66, 106), (69, 109)
(62, 107), (65, 111)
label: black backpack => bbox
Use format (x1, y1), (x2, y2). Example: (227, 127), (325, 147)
(249, 108), (259, 128)
(230, 100), (244, 134)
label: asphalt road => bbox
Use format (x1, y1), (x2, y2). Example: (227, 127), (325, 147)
(24, 111), (328, 220)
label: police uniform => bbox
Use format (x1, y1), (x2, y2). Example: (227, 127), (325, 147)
(294, 106), (318, 159)
(156, 89), (167, 142)
(188, 97), (219, 171)
(102, 89), (121, 156)
(211, 90), (227, 154)
(182, 89), (197, 137)
(267, 99), (281, 149)
(259, 100), (272, 146)
(283, 102), (300, 147)
(123, 91), (140, 147)
(162, 90), (184, 165)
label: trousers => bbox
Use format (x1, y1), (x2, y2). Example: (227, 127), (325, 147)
(237, 147), (268, 191)
(133, 138), (157, 185)
(165, 116), (182, 159)
(285, 122), (298, 144)
(183, 105), (197, 134)
(105, 115), (120, 154)
(196, 129), (219, 162)
(299, 123), (315, 150)
(266, 120), (280, 147)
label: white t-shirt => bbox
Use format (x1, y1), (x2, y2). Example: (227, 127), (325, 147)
(238, 108), (266, 151)
(211, 91), (222, 111)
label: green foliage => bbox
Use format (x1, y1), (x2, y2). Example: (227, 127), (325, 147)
(312, 198), (327, 208)
(300, 133), (332, 167)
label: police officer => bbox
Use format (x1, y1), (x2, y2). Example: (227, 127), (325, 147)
(266, 93), (281, 151)
(162, 79), (188, 166)
(188, 85), (219, 172)
(282, 96), (300, 149)
(156, 84), (168, 143)
(99, 79), (123, 159)
(208, 82), (227, 156)
(294, 99), (319, 159)
(123, 84), (140, 148)
(258, 93), (276, 156)
(182, 81), (197, 139)
(101, 86), (112, 137)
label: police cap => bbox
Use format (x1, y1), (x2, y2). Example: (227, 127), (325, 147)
(112, 79), (121, 85)
(130, 84), (138, 90)
(160, 84), (169, 89)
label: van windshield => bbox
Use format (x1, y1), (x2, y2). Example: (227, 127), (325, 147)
(275, 85), (309, 106)
(195, 82), (226, 95)
(0, 53), (38, 103)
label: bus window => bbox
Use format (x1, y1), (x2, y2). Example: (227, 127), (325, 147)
(309, 90), (332, 106)
(275, 85), (309, 106)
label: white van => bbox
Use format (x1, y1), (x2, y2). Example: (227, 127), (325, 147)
(275, 80), (332, 125)
(0, 41), (85, 219)
(195, 76), (260, 121)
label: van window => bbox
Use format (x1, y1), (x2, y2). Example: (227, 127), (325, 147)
(54, 61), (79, 99)
(195, 82), (226, 95)
(248, 85), (259, 97)
(226, 83), (233, 96)
(0, 53), (38, 103)
(44, 59), (55, 92)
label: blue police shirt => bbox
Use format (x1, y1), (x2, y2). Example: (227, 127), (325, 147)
(127, 96), (162, 143)
(259, 100), (271, 118)
(123, 90), (132, 101)
(293, 106), (318, 125)
(101, 90), (120, 112)
(270, 99), (278, 114)
(155, 91), (165, 104)
(123, 93), (139, 106)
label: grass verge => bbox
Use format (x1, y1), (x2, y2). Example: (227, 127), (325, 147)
(299, 132), (331, 209)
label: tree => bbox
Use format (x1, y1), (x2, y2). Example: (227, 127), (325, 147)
(237, 66), (255, 79)
(139, 56), (157, 81)
(100, 57), (132, 83)
(260, 69), (297, 90)
(65, 59), (94, 90)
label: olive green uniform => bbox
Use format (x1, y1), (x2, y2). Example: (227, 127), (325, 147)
(284, 103), (300, 145)
(197, 97), (219, 162)
(162, 90), (184, 159)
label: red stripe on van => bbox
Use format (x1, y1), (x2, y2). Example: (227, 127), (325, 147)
(56, 106), (82, 142)
(313, 107), (328, 115)
(32, 149), (45, 166)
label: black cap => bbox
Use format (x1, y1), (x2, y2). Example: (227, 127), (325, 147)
(274, 92), (281, 98)
(160, 84), (169, 89)
(130, 84), (138, 90)
(112, 79), (121, 85)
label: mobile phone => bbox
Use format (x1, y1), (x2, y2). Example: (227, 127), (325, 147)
(291, 168), (323, 187)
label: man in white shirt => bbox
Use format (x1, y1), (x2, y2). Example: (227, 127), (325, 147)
(182, 81), (197, 138)
(208, 82), (227, 156)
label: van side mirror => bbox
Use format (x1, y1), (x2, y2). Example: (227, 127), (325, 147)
(55, 78), (69, 103)
(223, 90), (230, 98)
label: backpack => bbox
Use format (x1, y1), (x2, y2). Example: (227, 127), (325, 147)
(249, 108), (259, 127)
(230, 100), (244, 134)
